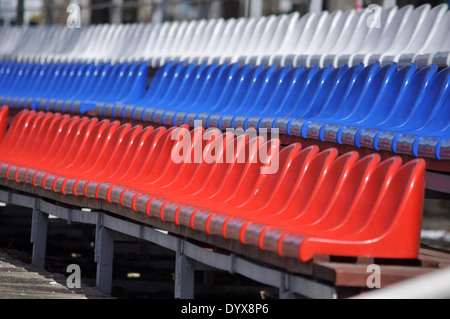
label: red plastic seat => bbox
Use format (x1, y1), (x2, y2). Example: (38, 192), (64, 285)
(291, 159), (426, 261)
(0, 105), (9, 143)
(0, 110), (427, 262)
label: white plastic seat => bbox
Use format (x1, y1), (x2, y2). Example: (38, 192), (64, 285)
(430, 28), (450, 67)
(332, 6), (386, 66)
(125, 23), (155, 63)
(117, 23), (149, 63)
(375, 4), (438, 65)
(46, 27), (82, 63)
(214, 17), (256, 64)
(308, 9), (352, 67)
(411, 9), (450, 66)
(148, 20), (185, 66)
(168, 19), (211, 67)
(344, 5), (402, 66)
(363, 4), (430, 66)
(55, 26), (92, 63)
(97, 24), (130, 63)
(320, 9), (365, 67)
(268, 12), (315, 66)
(392, 4), (448, 66)
(179, 18), (224, 65)
(248, 12), (300, 65)
(228, 16), (271, 64)
(188, 18), (227, 64)
(294, 10), (336, 67)
(240, 14), (284, 65)
(142, 21), (173, 64)
(258, 12), (301, 66)
(281, 11), (325, 66)
(204, 17), (242, 64)
(1, 7), (446, 67)
(162, 20), (194, 64)
(80, 24), (111, 62)
(98, 24), (127, 63)
(12, 27), (42, 62)
(138, 22), (165, 62)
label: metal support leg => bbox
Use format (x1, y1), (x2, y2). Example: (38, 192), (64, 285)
(175, 239), (195, 299)
(279, 273), (294, 299)
(249, 0), (263, 18)
(309, 0), (323, 13)
(111, 0), (123, 23)
(30, 205), (48, 269)
(152, 0), (166, 23)
(383, 0), (396, 8)
(95, 217), (114, 295)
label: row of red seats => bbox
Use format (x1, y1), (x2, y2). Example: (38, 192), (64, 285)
(0, 106), (426, 261)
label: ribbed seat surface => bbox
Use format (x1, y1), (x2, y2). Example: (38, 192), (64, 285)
(0, 5), (448, 68)
(0, 61), (148, 114)
(0, 107), (426, 261)
(1, 60), (448, 160)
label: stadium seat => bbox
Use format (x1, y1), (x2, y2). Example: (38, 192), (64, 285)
(0, 108), (426, 261)
(0, 5), (449, 67)
(0, 60), (448, 160)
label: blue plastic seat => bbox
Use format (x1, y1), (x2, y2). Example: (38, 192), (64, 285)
(316, 63), (396, 144)
(286, 65), (349, 136)
(221, 64), (279, 130)
(374, 67), (449, 154)
(390, 67), (450, 159)
(167, 62), (222, 126)
(204, 63), (262, 129)
(336, 63), (419, 147)
(45, 62), (98, 112)
(194, 63), (253, 128)
(413, 85), (450, 160)
(0, 59), (448, 161)
(254, 66), (306, 130)
(0, 61), (149, 115)
(1, 62), (31, 107)
(23, 63), (64, 110)
(275, 65), (335, 135)
(300, 64), (365, 139)
(147, 63), (198, 123)
(135, 62), (188, 121)
(312, 63), (381, 142)
(58, 62), (98, 112)
(105, 61), (176, 119)
(355, 64), (438, 149)
(46, 62), (85, 112)
(161, 63), (221, 126)
(103, 62), (148, 115)
(158, 63), (210, 125)
(182, 63), (239, 127)
(240, 65), (294, 130)
(272, 66), (320, 134)
(335, 63), (412, 146)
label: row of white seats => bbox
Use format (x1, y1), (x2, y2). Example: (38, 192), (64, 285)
(0, 3), (449, 68)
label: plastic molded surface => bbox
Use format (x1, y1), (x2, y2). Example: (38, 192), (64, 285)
(0, 108), (426, 261)
(0, 61), (448, 160)
(0, 5), (448, 67)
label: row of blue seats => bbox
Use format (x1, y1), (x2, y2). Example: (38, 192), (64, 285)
(0, 61), (148, 114)
(106, 61), (449, 161)
(0, 60), (448, 160)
